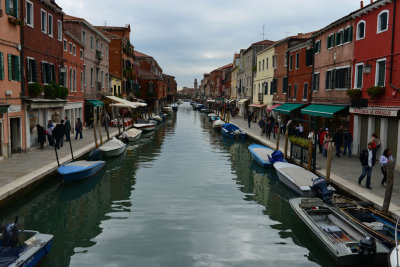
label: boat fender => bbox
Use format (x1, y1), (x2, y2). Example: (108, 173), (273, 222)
(358, 236), (376, 264)
(1, 222), (19, 247)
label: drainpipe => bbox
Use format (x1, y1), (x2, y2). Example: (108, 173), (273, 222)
(309, 37), (315, 133)
(286, 39), (290, 103)
(390, 0), (399, 91)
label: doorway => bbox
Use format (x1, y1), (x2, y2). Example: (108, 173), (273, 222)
(10, 117), (21, 153)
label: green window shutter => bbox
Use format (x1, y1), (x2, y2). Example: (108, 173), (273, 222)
(13, 0), (18, 17)
(5, 0), (9, 14)
(0, 52), (3, 80)
(349, 26), (353, 42)
(327, 36), (330, 49)
(16, 56), (20, 81)
(8, 54), (12, 81)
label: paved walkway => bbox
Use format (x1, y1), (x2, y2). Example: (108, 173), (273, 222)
(228, 115), (400, 218)
(0, 126), (121, 203)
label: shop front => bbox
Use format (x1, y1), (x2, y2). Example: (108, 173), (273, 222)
(301, 104), (349, 133)
(0, 104), (10, 158)
(350, 106), (400, 169)
(249, 104), (266, 121)
(272, 103), (305, 135)
(238, 98), (249, 116)
(64, 102), (84, 133)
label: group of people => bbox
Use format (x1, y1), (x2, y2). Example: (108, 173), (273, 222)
(258, 114), (278, 139)
(37, 117), (83, 149)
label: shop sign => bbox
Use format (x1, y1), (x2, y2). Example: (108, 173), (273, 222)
(350, 107), (399, 117)
(8, 105), (21, 113)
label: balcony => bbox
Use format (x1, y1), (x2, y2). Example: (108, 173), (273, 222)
(258, 93), (264, 103)
(96, 50), (103, 61)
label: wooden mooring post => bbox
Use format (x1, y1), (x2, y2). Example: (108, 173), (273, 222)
(307, 138), (313, 171)
(326, 141), (333, 182)
(93, 110), (98, 148)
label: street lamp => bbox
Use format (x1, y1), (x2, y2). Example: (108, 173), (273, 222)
(363, 62), (372, 74)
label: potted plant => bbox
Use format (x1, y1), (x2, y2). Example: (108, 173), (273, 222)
(28, 82), (43, 98)
(289, 136), (309, 148)
(367, 86), (385, 98)
(346, 89), (362, 98)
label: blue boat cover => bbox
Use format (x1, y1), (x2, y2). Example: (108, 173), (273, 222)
(267, 150), (285, 164)
(0, 245), (27, 266)
(58, 161), (104, 175)
(221, 123), (239, 132)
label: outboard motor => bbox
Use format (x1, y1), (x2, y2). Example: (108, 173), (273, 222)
(87, 149), (102, 161)
(1, 217), (19, 247)
(312, 177), (334, 205)
(358, 236), (376, 266)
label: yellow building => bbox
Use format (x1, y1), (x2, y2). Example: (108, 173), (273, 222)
(110, 75), (122, 96)
(230, 54), (240, 100)
(252, 45), (276, 116)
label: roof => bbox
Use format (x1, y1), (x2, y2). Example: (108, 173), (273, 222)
(97, 25), (131, 31)
(41, 0), (63, 14)
(252, 39), (275, 46)
(63, 30), (85, 48)
(97, 28), (121, 40)
(218, 63), (233, 71)
(64, 15), (110, 43)
(134, 51), (152, 58)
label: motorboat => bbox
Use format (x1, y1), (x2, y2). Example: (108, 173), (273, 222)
(274, 162), (335, 197)
(200, 107), (212, 113)
(212, 120), (225, 130)
(57, 149), (105, 183)
(209, 115), (221, 123)
(158, 112), (167, 121)
(99, 137), (127, 158)
(248, 144), (285, 168)
(171, 104), (178, 111)
(162, 106), (173, 113)
(121, 128), (142, 142)
(151, 115), (163, 123)
(221, 123), (247, 139)
(289, 198), (389, 266)
(0, 218), (54, 267)
(134, 119), (156, 132)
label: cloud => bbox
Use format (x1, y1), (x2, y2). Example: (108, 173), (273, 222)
(58, 0), (361, 89)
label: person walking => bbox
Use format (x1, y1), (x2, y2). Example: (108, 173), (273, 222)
(46, 120), (54, 146)
(317, 128), (324, 153)
(333, 125), (344, 157)
(258, 116), (265, 136)
(343, 128), (353, 157)
(59, 120), (66, 147)
(323, 131), (332, 157)
(52, 123), (63, 149)
(369, 133), (381, 157)
(295, 123), (304, 137)
(247, 111), (253, 128)
(65, 117), (71, 141)
(75, 118), (83, 140)
(37, 124), (46, 149)
(358, 142), (376, 189)
(380, 148), (393, 186)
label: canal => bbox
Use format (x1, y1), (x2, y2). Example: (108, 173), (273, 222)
(1, 103), (337, 266)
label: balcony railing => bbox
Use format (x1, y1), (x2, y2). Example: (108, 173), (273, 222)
(96, 50), (103, 60)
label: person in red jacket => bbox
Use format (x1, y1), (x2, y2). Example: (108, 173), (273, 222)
(319, 128), (328, 154)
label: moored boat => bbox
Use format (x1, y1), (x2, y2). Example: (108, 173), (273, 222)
(134, 119), (157, 132)
(221, 123), (247, 139)
(290, 198), (389, 266)
(163, 106), (173, 113)
(212, 120), (224, 130)
(248, 144), (285, 168)
(57, 160), (105, 183)
(99, 137), (127, 158)
(121, 128), (142, 142)
(274, 162), (335, 197)
(0, 218), (54, 267)
(171, 104), (178, 111)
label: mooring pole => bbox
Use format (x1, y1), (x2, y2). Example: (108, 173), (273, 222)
(307, 138), (313, 171)
(68, 138), (74, 161)
(52, 136), (60, 167)
(326, 141), (333, 182)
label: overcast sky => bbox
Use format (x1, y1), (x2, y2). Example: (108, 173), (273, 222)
(58, 0), (361, 89)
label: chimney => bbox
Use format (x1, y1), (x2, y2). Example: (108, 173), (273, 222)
(360, 0), (364, 8)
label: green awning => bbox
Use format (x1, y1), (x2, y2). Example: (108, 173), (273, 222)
(272, 103), (304, 114)
(301, 104), (347, 118)
(87, 100), (104, 107)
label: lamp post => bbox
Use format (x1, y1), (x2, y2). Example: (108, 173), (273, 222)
(363, 62), (372, 74)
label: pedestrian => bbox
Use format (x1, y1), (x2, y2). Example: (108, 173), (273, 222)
(273, 121), (278, 139)
(369, 133), (381, 157)
(46, 120), (54, 146)
(380, 148), (393, 186)
(333, 125), (344, 157)
(323, 131), (332, 157)
(75, 118), (83, 140)
(247, 111), (253, 128)
(258, 117), (265, 136)
(65, 117), (71, 141)
(37, 124), (46, 149)
(296, 123), (304, 137)
(104, 113), (110, 130)
(317, 128), (324, 153)
(52, 123), (63, 149)
(358, 142), (376, 189)
(266, 120), (272, 139)
(308, 129), (316, 145)
(343, 128), (353, 157)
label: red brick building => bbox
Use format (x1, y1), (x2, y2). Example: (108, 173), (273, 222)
(163, 74), (177, 103)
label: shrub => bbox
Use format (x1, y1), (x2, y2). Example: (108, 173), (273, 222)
(43, 84), (56, 99)
(367, 86), (385, 98)
(59, 86), (69, 99)
(289, 135), (309, 148)
(346, 89), (362, 98)
(28, 82), (43, 98)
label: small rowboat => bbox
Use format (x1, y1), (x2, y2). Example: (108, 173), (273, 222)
(99, 137), (127, 158)
(121, 128), (142, 142)
(248, 144), (285, 168)
(57, 160), (105, 183)
(134, 119), (156, 132)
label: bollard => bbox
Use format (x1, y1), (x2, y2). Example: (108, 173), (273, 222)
(326, 141), (333, 182)
(382, 160), (395, 215)
(307, 138), (313, 171)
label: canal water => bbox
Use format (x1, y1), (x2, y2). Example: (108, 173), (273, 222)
(1, 103), (337, 266)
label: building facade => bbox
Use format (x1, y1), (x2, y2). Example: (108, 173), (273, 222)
(163, 74), (177, 103)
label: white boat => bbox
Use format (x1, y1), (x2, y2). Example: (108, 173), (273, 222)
(162, 106), (173, 113)
(274, 162), (334, 197)
(208, 113), (218, 117)
(121, 128), (142, 142)
(152, 115), (163, 123)
(212, 120), (224, 129)
(99, 137), (127, 158)
(134, 119), (156, 132)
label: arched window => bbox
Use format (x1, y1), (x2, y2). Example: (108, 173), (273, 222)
(377, 10), (389, 33)
(357, 20), (366, 40)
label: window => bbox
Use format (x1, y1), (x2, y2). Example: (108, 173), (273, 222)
(326, 67), (351, 90)
(69, 68), (72, 90)
(73, 45), (76, 56)
(106, 47), (108, 58)
(69, 42), (72, 53)
(295, 53), (300, 69)
(314, 40), (321, 54)
(101, 71), (103, 87)
(354, 63), (363, 89)
(262, 59), (264, 70)
(266, 58), (269, 69)
(376, 59), (386, 86)
(271, 78), (277, 94)
(264, 82), (269, 95)
(306, 49), (313, 66)
(90, 36), (94, 50)
(377, 10), (389, 33)
(6, 0), (18, 17)
(82, 30), (86, 44)
(57, 20), (62, 41)
(27, 58), (38, 83)
(7, 54), (21, 82)
(101, 43), (103, 54)
(90, 67), (93, 85)
(81, 71), (83, 91)
(357, 21), (366, 40)
(289, 55), (293, 70)
(41, 10), (47, 33)
(96, 39), (99, 51)
(326, 70), (334, 89)
(336, 29), (344, 46)
(327, 33), (335, 49)
(80, 49), (83, 60)
(83, 65), (86, 85)
(344, 26), (353, 43)
(73, 69), (76, 91)
(288, 84), (292, 98)
(48, 14), (53, 37)
(282, 76), (288, 94)
(96, 68), (99, 83)
(59, 66), (67, 87)
(258, 61), (261, 72)
(293, 84), (298, 100)
(0, 53), (4, 80)
(312, 73), (320, 91)
(41, 62), (54, 84)
(284, 53), (288, 67)
(273, 55), (277, 69)
(26, 1), (33, 27)
(303, 83), (308, 100)
(63, 39), (67, 51)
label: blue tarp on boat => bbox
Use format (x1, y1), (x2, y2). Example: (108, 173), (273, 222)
(267, 150), (285, 164)
(221, 123), (239, 132)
